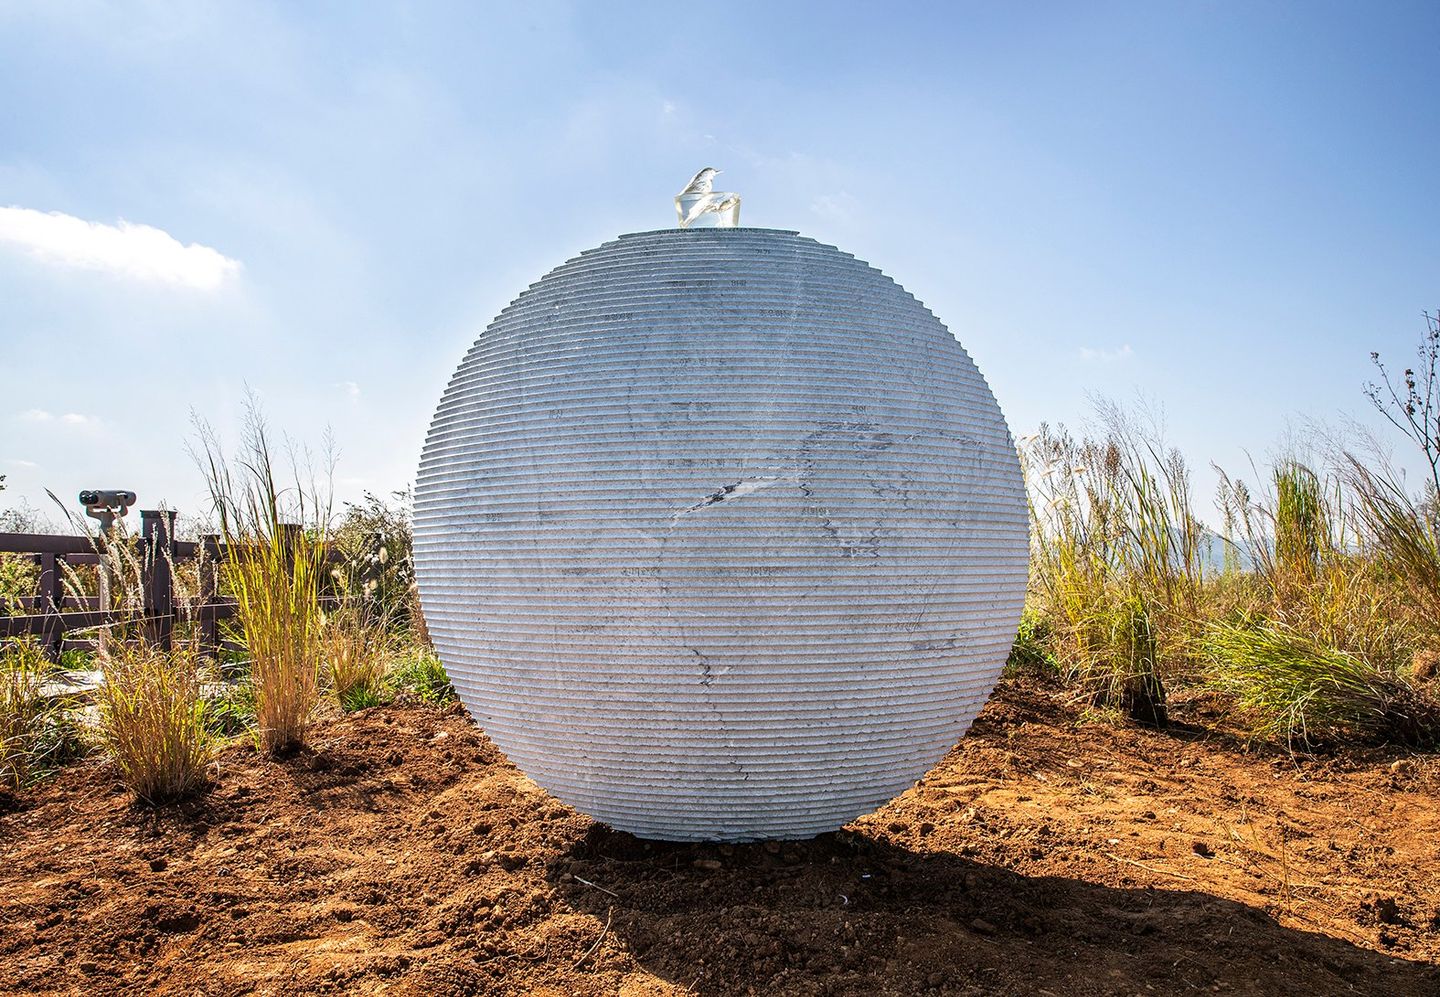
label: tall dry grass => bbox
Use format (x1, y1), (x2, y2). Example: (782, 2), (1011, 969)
(1217, 457), (1417, 668)
(1019, 396), (1440, 748)
(1022, 407), (1205, 724)
(1195, 455), (1432, 747)
(94, 637), (214, 801)
(1343, 454), (1440, 627)
(195, 398), (330, 754)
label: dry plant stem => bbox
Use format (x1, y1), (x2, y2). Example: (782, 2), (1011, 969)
(1103, 852), (1198, 883)
(573, 907), (612, 969)
(573, 876), (619, 898)
(1365, 311), (1440, 501)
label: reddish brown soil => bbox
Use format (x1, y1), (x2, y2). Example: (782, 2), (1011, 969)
(2, 679), (1438, 996)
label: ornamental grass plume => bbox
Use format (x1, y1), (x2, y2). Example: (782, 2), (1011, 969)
(194, 396), (331, 755)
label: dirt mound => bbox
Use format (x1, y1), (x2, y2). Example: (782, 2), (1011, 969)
(2, 680), (1438, 995)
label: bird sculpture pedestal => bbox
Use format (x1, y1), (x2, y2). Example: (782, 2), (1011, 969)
(675, 191), (741, 228)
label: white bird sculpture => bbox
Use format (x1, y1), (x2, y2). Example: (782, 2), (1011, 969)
(678, 167), (720, 196)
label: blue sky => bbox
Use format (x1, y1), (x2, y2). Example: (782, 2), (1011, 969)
(2, 1), (1437, 527)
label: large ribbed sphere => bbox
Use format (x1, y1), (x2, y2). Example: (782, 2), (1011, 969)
(415, 227), (1028, 841)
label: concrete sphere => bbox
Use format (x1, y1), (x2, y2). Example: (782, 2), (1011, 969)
(415, 228), (1028, 841)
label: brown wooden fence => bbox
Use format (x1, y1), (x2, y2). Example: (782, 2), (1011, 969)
(1, 511), (327, 660)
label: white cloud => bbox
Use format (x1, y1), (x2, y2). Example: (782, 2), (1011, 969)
(335, 380), (361, 399)
(6, 459), (39, 469)
(12, 408), (98, 427)
(0, 206), (241, 289)
(1078, 344), (1134, 363)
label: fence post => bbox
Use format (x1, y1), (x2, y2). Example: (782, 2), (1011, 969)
(199, 533), (221, 659)
(279, 523), (302, 572)
(141, 509), (177, 650)
(37, 552), (64, 661)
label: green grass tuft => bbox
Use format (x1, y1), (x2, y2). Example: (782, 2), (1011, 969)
(388, 648), (455, 705)
(1, 638), (84, 789)
(1201, 617), (1437, 749)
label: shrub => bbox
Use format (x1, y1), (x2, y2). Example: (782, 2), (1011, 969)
(0, 555), (38, 617)
(1, 501), (59, 617)
(1364, 310), (1440, 502)
(330, 490), (417, 634)
(1202, 618), (1437, 749)
(94, 639), (214, 802)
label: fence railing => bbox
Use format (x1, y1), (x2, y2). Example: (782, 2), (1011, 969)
(1, 511), (330, 660)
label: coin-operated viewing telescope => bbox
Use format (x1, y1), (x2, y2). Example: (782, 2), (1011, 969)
(78, 489), (136, 613)
(79, 489), (137, 534)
